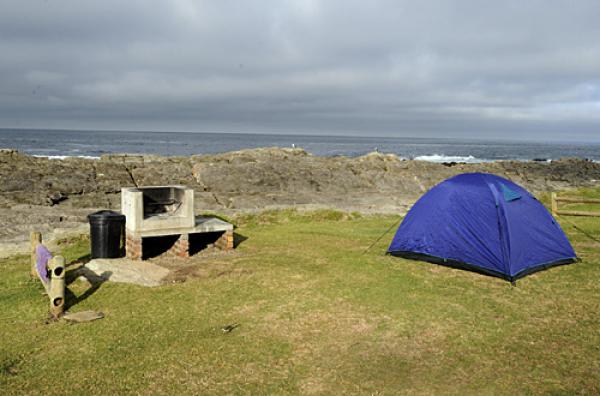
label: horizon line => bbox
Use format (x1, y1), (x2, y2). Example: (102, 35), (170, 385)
(2, 126), (599, 146)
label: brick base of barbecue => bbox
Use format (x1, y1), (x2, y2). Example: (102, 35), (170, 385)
(215, 230), (234, 251)
(166, 234), (189, 258)
(126, 230), (233, 259)
(126, 233), (142, 260)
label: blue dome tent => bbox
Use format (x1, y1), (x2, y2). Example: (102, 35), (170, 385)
(388, 173), (576, 281)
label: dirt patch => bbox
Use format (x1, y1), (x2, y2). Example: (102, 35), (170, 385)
(578, 241), (600, 249)
(153, 247), (249, 284)
(257, 297), (451, 394)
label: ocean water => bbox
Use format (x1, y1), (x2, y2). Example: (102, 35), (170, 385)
(0, 128), (599, 163)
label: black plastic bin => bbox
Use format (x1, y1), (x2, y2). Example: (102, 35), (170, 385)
(88, 210), (126, 259)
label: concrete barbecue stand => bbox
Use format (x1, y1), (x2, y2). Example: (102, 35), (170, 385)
(121, 186), (233, 260)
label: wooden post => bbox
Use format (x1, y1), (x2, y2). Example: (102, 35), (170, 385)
(551, 192), (558, 217)
(30, 231), (42, 278)
(48, 256), (66, 318)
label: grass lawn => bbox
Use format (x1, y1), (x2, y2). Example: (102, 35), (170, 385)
(1, 192), (600, 395)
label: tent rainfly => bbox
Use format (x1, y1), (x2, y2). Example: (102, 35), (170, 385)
(388, 173), (577, 281)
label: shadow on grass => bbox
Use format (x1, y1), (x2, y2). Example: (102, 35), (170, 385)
(65, 269), (111, 311)
(64, 250), (109, 311)
(233, 232), (248, 248)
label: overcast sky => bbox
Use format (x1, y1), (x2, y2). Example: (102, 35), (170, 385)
(1, 1), (600, 141)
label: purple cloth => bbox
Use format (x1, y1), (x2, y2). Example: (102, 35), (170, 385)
(36, 244), (52, 284)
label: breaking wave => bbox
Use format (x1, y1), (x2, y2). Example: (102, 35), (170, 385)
(33, 155), (100, 160)
(413, 154), (485, 163)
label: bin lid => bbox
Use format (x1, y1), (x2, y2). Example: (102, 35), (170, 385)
(88, 210), (126, 222)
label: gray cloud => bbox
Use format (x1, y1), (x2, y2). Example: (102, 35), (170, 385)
(1, 0), (600, 141)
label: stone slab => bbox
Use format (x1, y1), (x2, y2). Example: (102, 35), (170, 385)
(82, 258), (170, 287)
(193, 216), (234, 232)
(128, 215), (233, 238)
(63, 310), (105, 323)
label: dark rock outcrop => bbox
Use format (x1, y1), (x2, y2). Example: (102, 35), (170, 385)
(1, 147), (599, 245)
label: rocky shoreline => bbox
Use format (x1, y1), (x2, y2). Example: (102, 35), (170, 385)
(1, 147), (599, 256)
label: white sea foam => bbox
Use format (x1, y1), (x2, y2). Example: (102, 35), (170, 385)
(413, 154), (486, 163)
(32, 155), (100, 160)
